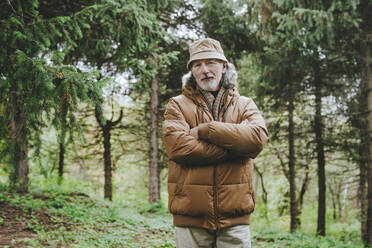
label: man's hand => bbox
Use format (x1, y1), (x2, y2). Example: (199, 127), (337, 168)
(190, 127), (199, 139)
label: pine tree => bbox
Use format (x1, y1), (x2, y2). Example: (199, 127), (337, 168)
(246, 0), (363, 235)
(0, 0), (166, 192)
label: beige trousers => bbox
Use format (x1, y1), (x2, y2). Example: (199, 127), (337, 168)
(175, 225), (251, 248)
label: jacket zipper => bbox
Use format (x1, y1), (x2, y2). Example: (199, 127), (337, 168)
(213, 165), (219, 230)
(198, 93), (236, 230)
(214, 93), (235, 229)
(198, 101), (219, 228)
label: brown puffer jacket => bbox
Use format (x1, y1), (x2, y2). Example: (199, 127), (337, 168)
(162, 65), (268, 230)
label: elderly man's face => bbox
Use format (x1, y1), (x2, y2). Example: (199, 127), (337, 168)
(191, 59), (226, 91)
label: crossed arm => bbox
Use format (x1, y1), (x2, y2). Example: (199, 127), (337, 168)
(162, 98), (268, 166)
(190, 119), (249, 139)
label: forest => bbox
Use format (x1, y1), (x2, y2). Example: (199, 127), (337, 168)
(0, 0), (371, 247)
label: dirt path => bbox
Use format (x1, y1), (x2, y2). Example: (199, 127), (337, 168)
(0, 201), (37, 247)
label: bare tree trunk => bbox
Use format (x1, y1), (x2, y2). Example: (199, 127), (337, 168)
(329, 184), (337, 220)
(58, 142), (65, 181)
(254, 164), (268, 220)
(359, 74), (369, 240)
(58, 96), (68, 183)
(314, 60), (326, 236)
(298, 164), (310, 212)
(337, 187), (342, 220)
(363, 40), (372, 246)
(357, 47), (369, 241)
(103, 127), (112, 201)
(288, 92), (298, 232)
(149, 76), (160, 204)
(360, 159), (368, 241)
(341, 178), (352, 221)
(356, 0), (372, 243)
(254, 165), (267, 205)
(328, 177), (344, 221)
(297, 165), (310, 227)
(10, 82), (29, 193)
(95, 104), (123, 201)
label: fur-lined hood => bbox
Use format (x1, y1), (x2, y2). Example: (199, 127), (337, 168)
(182, 62), (238, 90)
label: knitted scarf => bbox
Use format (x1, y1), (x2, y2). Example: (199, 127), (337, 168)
(199, 86), (226, 120)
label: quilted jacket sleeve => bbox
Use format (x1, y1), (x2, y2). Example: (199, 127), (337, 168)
(198, 97), (268, 158)
(162, 98), (229, 166)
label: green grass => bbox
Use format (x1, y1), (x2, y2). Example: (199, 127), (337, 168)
(1, 189), (175, 247)
(252, 203), (365, 247)
(252, 229), (363, 248)
(0, 188), (366, 248)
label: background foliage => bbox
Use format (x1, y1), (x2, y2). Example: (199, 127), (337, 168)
(1, 0), (371, 247)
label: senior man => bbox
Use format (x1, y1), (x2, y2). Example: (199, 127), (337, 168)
(162, 38), (268, 248)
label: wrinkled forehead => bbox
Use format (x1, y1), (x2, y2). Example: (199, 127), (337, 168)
(190, 58), (226, 67)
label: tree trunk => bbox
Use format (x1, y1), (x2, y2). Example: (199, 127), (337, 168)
(58, 142), (65, 180)
(314, 60), (326, 236)
(298, 164), (310, 212)
(358, 70), (369, 239)
(103, 127), (112, 201)
(360, 158), (368, 241)
(9, 82), (29, 193)
(149, 76), (160, 204)
(341, 178), (352, 221)
(328, 180), (337, 220)
(297, 165), (310, 227)
(254, 165), (268, 219)
(356, 0), (372, 243)
(288, 91), (298, 232)
(58, 96), (68, 182)
(95, 104), (123, 201)
(332, 192), (337, 220)
(363, 40), (372, 246)
(254, 165), (268, 205)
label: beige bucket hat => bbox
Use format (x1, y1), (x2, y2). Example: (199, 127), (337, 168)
(187, 38), (228, 69)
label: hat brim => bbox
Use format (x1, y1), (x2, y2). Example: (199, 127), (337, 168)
(187, 52), (228, 69)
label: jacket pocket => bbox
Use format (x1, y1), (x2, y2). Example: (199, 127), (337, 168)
(170, 184), (213, 217)
(217, 184), (255, 217)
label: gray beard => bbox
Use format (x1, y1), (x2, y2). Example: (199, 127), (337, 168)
(198, 79), (220, 91)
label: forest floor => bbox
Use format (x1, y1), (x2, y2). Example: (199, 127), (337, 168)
(0, 190), (175, 247)
(0, 199), (38, 247)
(0, 192), (90, 247)
(0, 190), (364, 248)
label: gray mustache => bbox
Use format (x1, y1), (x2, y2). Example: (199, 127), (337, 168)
(202, 76), (214, 80)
